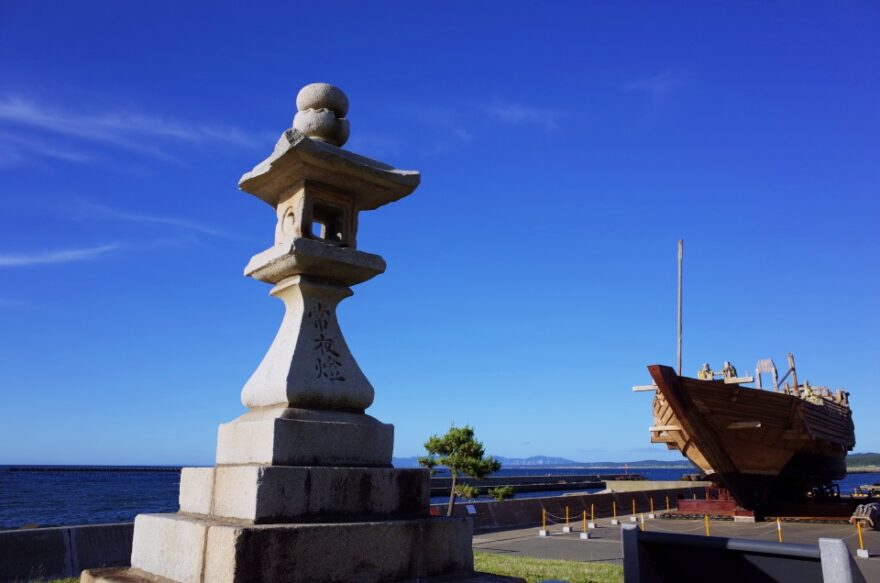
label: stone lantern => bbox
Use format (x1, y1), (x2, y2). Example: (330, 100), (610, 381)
(82, 84), (520, 583)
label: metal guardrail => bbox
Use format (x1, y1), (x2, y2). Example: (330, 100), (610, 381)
(620, 523), (865, 583)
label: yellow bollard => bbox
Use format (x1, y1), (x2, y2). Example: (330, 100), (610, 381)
(583, 511), (587, 532)
(542, 508), (546, 531)
(856, 521), (870, 558)
(613, 501), (617, 519)
(650, 498), (654, 513)
(591, 503), (595, 522)
(566, 506), (570, 528)
(704, 515), (710, 536)
(777, 518), (783, 543)
(693, 493), (697, 500)
(666, 496), (670, 512)
(640, 513), (646, 531)
(632, 499), (636, 516)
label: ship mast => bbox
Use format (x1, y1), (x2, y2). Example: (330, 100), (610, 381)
(677, 239), (683, 376)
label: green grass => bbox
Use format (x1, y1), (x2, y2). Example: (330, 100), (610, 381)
(475, 551), (623, 583)
(36, 556), (624, 583)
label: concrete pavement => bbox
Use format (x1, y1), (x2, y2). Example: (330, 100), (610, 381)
(472, 514), (880, 580)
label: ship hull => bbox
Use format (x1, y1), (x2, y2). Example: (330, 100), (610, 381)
(648, 365), (854, 510)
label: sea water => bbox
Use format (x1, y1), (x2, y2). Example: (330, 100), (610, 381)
(1, 466), (877, 530)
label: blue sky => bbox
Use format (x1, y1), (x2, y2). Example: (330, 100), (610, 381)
(1, 1), (877, 465)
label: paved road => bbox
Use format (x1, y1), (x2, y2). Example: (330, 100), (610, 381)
(473, 514), (880, 580)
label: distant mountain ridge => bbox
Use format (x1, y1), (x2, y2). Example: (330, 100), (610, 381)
(392, 455), (696, 469)
(493, 456), (696, 469)
(847, 452), (880, 468)
(393, 453), (879, 470)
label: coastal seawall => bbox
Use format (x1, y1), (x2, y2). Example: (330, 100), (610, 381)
(0, 522), (132, 582)
(439, 485), (708, 531)
(0, 485), (706, 581)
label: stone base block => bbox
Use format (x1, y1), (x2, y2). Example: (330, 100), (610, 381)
(587, 521), (596, 529)
(83, 568), (525, 583)
(100, 512), (475, 583)
(129, 514), (209, 583)
(857, 548), (869, 559)
(179, 465), (428, 522)
(611, 519), (620, 526)
(562, 526), (572, 533)
(538, 529), (549, 537)
(648, 513), (656, 519)
(579, 531), (591, 540)
(82, 567), (166, 583)
(216, 412), (393, 466)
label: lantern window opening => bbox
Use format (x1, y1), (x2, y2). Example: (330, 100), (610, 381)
(311, 201), (346, 246)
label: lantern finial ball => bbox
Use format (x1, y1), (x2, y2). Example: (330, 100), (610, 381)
(293, 83), (350, 147)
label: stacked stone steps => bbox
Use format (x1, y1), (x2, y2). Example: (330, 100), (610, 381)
(84, 514), (474, 583)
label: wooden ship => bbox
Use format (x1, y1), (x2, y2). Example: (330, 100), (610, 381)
(635, 241), (856, 512)
(638, 355), (856, 510)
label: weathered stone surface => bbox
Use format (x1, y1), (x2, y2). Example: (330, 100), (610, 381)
(92, 513), (479, 583)
(239, 129), (419, 211)
(203, 516), (474, 583)
(245, 237), (386, 286)
(129, 514), (208, 583)
(292, 83), (350, 147)
(181, 465), (428, 522)
(81, 566), (171, 583)
(239, 276), (376, 411)
(178, 467), (214, 516)
(294, 108), (349, 147)
(216, 408), (393, 466)
(295, 83), (349, 117)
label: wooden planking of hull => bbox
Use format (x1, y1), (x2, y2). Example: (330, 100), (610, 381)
(648, 365), (855, 510)
(651, 389), (712, 474)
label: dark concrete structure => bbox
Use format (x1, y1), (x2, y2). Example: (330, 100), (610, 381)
(0, 523), (133, 582)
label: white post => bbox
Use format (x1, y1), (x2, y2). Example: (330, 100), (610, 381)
(677, 239), (683, 376)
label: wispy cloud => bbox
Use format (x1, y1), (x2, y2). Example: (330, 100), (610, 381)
(626, 70), (690, 112)
(393, 99), (567, 155)
(485, 101), (566, 130)
(0, 131), (95, 166)
(73, 200), (231, 238)
(0, 95), (262, 164)
(0, 243), (119, 267)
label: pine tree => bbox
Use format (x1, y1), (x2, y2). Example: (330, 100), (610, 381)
(418, 425), (501, 516)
